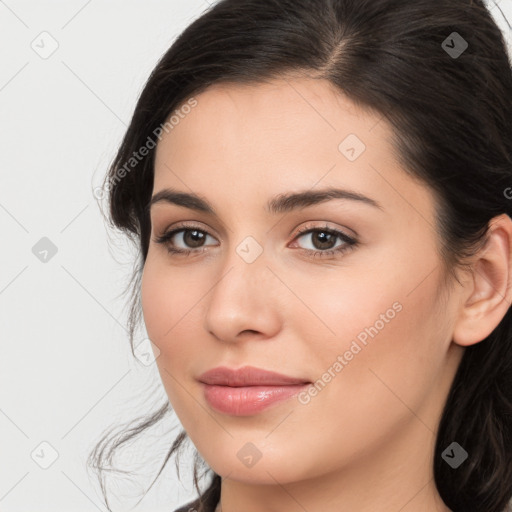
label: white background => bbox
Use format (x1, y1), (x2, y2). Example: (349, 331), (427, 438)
(0, 1), (511, 511)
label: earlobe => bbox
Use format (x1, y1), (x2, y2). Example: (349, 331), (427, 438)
(452, 214), (512, 347)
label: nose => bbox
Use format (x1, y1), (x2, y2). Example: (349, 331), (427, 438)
(203, 243), (282, 344)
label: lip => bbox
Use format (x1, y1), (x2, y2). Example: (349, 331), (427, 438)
(198, 366), (311, 416)
(198, 365), (310, 386)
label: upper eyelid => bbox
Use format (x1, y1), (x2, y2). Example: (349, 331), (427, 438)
(163, 222), (220, 240)
(158, 226), (357, 261)
(161, 223), (355, 245)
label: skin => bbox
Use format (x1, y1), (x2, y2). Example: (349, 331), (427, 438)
(140, 76), (512, 512)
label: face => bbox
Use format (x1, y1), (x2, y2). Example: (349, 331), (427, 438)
(141, 76), (464, 485)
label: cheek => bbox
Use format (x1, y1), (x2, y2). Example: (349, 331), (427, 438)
(292, 268), (401, 361)
(140, 257), (201, 412)
(140, 255), (217, 391)
(141, 259), (173, 343)
(285, 293), (441, 472)
(141, 255), (202, 343)
(301, 258), (445, 403)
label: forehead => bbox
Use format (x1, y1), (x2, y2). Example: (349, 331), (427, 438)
(156, 77), (383, 161)
(152, 77), (435, 225)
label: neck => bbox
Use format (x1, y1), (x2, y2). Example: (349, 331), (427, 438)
(213, 417), (452, 512)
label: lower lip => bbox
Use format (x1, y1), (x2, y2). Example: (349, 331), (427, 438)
(202, 383), (310, 416)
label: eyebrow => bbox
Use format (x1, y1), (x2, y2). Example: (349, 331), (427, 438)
(148, 187), (383, 215)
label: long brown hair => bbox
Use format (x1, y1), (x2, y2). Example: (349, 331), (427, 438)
(88, 1), (512, 510)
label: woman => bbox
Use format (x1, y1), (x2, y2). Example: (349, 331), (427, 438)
(89, 0), (512, 511)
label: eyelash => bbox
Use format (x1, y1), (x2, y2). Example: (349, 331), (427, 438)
(153, 222), (358, 260)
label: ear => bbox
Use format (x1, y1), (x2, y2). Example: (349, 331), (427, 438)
(452, 214), (512, 347)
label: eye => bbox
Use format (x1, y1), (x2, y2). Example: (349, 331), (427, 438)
(153, 223), (218, 256)
(153, 222), (358, 259)
(290, 224), (358, 258)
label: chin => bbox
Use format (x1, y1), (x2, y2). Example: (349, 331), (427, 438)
(201, 449), (313, 485)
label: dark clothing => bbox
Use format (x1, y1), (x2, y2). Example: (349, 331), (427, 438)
(173, 479), (220, 512)
(173, 496), (218, 512)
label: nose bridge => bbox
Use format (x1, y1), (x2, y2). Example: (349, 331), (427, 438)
(214, 232), (269, 306)
(203, 232), (281, 341)
(233, 233), (266, 267)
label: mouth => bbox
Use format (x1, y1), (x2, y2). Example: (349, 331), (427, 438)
(198, 365), (311, 416)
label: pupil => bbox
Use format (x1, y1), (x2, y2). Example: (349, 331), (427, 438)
(314, 231), (335, 250)
(181, 230), (337, 251)
(184, 230), (205, 248)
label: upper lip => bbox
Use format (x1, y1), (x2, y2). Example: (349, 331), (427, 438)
(198, 365), (310, 387)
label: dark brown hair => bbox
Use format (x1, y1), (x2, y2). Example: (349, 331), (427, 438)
(88, 1), (512, 510)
